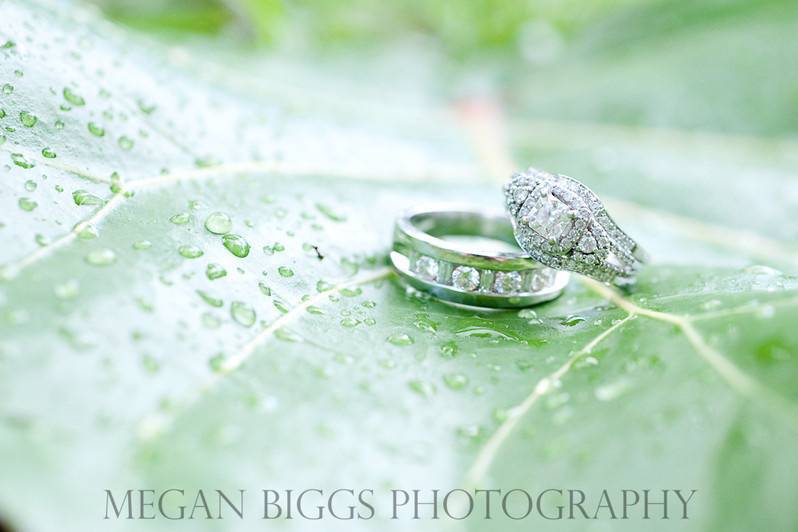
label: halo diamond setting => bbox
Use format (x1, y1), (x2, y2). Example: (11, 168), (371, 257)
(504, 167), (647, 286)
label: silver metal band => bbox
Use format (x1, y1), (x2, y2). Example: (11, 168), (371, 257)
(391, 206), (569, 308)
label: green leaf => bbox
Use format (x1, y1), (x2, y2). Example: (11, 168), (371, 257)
(1, 1), (797, 531)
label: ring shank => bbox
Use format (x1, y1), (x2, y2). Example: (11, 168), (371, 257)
(391, 206), (569, 309)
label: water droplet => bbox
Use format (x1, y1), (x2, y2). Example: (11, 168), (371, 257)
(258, 281), (271, 296)
(72, 189), (104, 206)
(316, 280), (333, 292)
(204, 212), (232, 234)
(19, 111), (37, 127)
(169, 212), (191, 225)
(84, 248), (116, 266)
(54, 279), (79, 300)
(54, 119), (65, 130)
(2, 84), (13, 95)
(137, 99), (156, 114)
(340, 317), (360, 327)
(196, 290), (223, 307)
(63, 87), (85, 106)
(231, 301), (256, 327)
(277, 266), (294, 277)
(455, 326), (517, 341)
(387, 333), (414, 346)
(24, 180), (37, 192)
(222, 234), (250, 258)
(77, 225), (98, 240)
(262, 242), (285, 255)
(141, 354), (160, 374)
(315, 203), (346, 222)
(273, 300), (290, 314)
(87, 122), (105, 137)
(201, 312), (221, 329)
(1, 40), (14, 49)
(595, 378), (630, 401)
(132, 240), (152, 250)
(413, 315), (438, 333)
(209, 353), (226, 373)
(361, 300), (376, 308)
(439, 341), (458, 358)
(408, 380), (435, 397)
(275, 329), (302, 342)
(206, 263), (227, 280)
(34, 233), (49, 246)
(443, 372), (469, 390)
(560, 315), (586, 327)
(364, 317), (376, 326)
(118, 136), (134, 150)
(41, 147), (56, 158)
(18, 197), (37, 211)
(306, 305), (324, 315)
(11, 153), (34, 169)
(178, 245), (203, 259)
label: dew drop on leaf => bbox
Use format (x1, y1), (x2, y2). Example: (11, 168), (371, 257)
(204, 212), (232, 235)
(277, 266), (294, 277)
(117, 136), (134, 150)
(54, 119), (64, 130)
(560, 315), (586, 327)
(206, 263), (227, 280)
(24, 180), (37, 191)
(408, 380), (435, 397)
(258, 281), (271, 296)
(316, 280), (333, 292)
(18, 197), (37, 211)
(169, 212), (191, 225)
(230, 301), (256, 327)
(54, 279), (79, 300)
(87, 122), (105, 137)
(201, 312), (221, 329)
(443, 372), (469, 390)
(84, 248), (116, 266)
(222, 234), (250, 258)
(63, 87), (85, 106)
(340, 317), (360, 327)
(72, 189), (104, 206)
(41, 147), (56, 158)
(19, 111), (37, 127)
(178, 245), (203, 259)
(387, 333), (414, 346)
(208, 353), (226, 373)
(2, 83), (13, 95)
(196, 290), (223, 308)
(34, 233), (49, 246)
(11, 153), (34, 169)
(132, 240), (151, 250)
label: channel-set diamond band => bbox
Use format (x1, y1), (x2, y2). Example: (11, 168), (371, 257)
(391, 206), (569, 308)
(504, 167), (647, 287)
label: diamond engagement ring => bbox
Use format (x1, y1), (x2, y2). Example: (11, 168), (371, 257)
(391, 206), (570, 308)
(504, 167), (647, 287)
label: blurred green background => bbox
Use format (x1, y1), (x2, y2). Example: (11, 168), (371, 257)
(88, 0), (798, 138)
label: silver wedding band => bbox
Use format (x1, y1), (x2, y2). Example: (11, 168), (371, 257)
(390, 206), (570, 308)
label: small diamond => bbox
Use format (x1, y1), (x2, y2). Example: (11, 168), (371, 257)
(531, 269), (555, 291)
(578, 235), (598, 253)
(452, 266), (480, 291)
(494, 271), (522, 294)
(414, 256), (438, 281)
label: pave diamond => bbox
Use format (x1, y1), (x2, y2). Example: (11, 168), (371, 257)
(452, 266), (480, 291)
(494, 271), (522, 294)
(414, 256), (438, 281)
(530, 268), (555, 291)
(522, 185), (574, 242)
(578, 234), (598, 254)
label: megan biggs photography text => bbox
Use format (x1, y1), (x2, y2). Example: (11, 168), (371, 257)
(104, 488), (697, 521)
